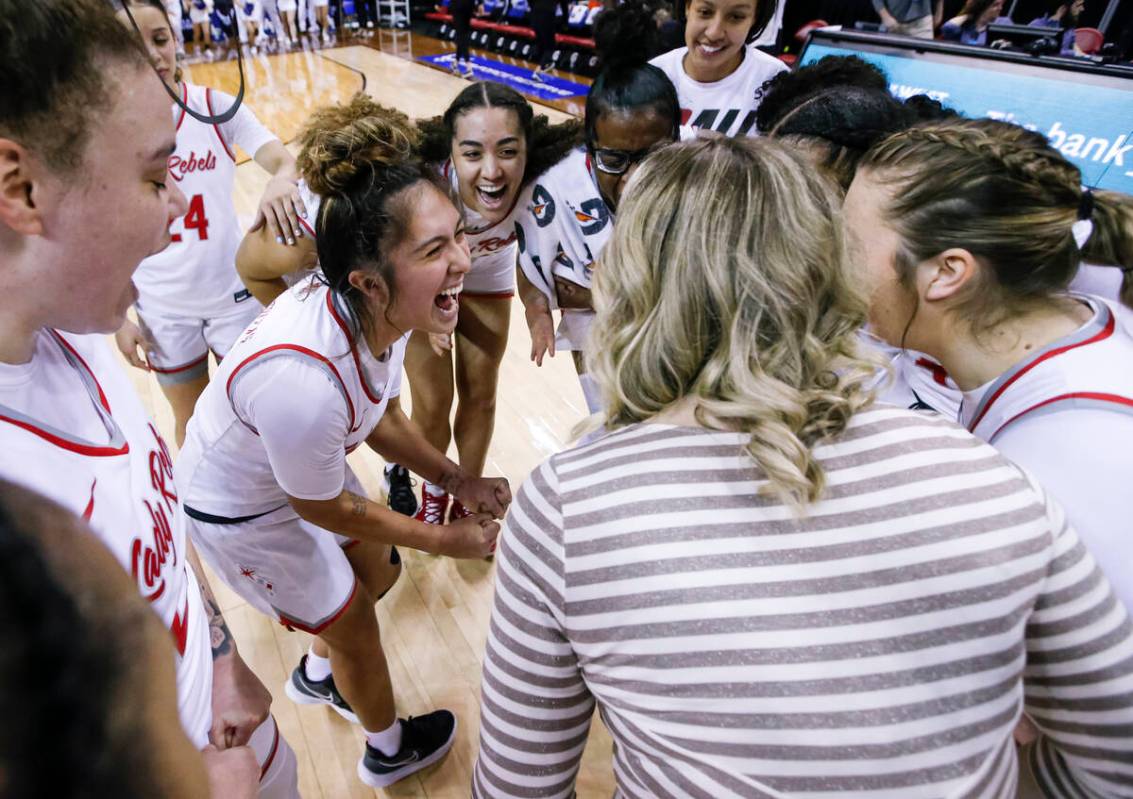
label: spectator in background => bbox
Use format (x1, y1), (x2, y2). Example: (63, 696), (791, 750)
(1028, 0), (1084, 55)
(0, 479), (254, 799)
(873, 0), (942, 38)
(450, 0), (475, 75)
(940, 0), (1012, 44)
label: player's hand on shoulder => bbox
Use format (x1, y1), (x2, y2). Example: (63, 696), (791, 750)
(114, 318), (153, 371)
(201, 744), (259, 799)
(437, 513), (500, 559)
(253, 175), (306, 247)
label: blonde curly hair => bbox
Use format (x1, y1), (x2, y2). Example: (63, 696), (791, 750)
(588, 135), (879, 507)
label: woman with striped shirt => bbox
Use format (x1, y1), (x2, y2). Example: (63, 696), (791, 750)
(473, 135), (1133, 798)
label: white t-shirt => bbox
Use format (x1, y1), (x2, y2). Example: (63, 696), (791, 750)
(0, 331), (212, 746)
(179, 278), (406, 517)
(649, 44), (787, 136)
(961, 294), (1133, 611)
(864, 332), (963, 419)
(133, 83), (277, 319)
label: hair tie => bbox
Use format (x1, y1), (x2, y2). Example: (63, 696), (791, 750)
(1072, 187), (1096, 250)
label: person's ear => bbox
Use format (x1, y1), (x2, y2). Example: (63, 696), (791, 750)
(920, 247), (978, 304)
(0, 139), (47, 236)
(347, 269), (390, 306)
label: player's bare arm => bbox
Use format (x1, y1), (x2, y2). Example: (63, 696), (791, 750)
(235, 223), (317, 305)
(187, 544), (272, 749)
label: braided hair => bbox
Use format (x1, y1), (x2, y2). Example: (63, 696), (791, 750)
(861, 118), (1133, 317)
(416, 81), (582, 186)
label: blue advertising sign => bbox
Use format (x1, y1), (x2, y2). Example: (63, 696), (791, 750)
(799, 37), (1133, 194)
(418, 54), (589, 102)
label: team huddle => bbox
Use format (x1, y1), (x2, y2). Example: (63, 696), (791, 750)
(3, 0), (1133, 796)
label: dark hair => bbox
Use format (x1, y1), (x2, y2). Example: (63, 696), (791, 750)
(956, 0), (1003, 27)
(416, 81), (582, 186)
(315, 134), (448, 340)
(756, 55), (888, 134)
(771, 86), (917, 191)
(0, 0), (147, 173)
(586, 1), (681, 145)
(862, 118), (1133, 320)
(903, 93), (960, 122)
(0, 482), (148, 799)
(675, 0), (778, 43)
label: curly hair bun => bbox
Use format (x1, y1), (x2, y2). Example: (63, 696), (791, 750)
(594, 0), (660, 73)
(297, 92), (421, 196)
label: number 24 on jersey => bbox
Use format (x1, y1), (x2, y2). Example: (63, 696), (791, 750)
(170, 194), (210, 243)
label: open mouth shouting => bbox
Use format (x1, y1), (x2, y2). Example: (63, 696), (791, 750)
(476, 183), (510, 211)
(433, 280), (463, 326)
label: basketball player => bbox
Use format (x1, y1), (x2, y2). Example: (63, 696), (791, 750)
(649, 0), (785, 136)
(277, 0), (299, 42)
(188, 0), (213, 50)
(165, 0), (186, 51)
(235, 0), (265, 46)
(235, 94), (420, 515)
(845, 117), (1133, 609)
(398, 82), (580, 525)
(178, 110), (510, 788)
(516, 1), (682, 411)
(114, 0), (306, 447)
(0, 1), (299, 795)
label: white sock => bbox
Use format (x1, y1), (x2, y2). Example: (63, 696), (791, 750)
(423, 481), (446, 498)
(304, 647), (332, 682)
(365, 719), (403, 756)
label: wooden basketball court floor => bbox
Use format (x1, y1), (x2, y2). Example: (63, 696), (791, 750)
(118, 41), (616, 798)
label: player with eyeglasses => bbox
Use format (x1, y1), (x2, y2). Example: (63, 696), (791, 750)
(514, 0), (684, 410)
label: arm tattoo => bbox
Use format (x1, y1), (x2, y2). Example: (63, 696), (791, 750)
(201, 583), (234, 660)
(347, 490), (367, 517)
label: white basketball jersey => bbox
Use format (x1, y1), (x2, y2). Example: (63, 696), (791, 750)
(866, 333), (963, 419)
(179, 277), (406, 517)
(515, 147), (610, 301)
(0, 331), (212, 746)
(133, 83), (263, 318)
(650, 45), (787, 137)
(295, 178), (321, 240)
(443, 160), (519, 295)
(963, 296), (1133, 442)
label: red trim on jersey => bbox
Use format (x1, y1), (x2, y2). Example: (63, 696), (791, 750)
(176, 83), (188, 131)
(325, 291), (383, 404)
(51, 331), (111, 412)
(297, 215), (316, 239)
(82, 479), (97, 521)
(991, 392), (1133, 440)
(259, 720), (281, 780)
(341, 538), (361, 550)
(0, 414), (127, 456)
(148, 352), (209, 375)
(462, 290), (515, 299)
(225, 343), (359, 432)
(914, 357), (951, 388)
(206, 89), (237, 162)
(0, 335), (128, 457)
(170, 597), (189, 656)
(968, 313), (1116, 433)
(277, 579), (358, 634)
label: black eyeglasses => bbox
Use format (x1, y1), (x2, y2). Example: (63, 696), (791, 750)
(590, 146), (655, 175)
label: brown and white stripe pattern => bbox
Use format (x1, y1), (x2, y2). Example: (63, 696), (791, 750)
(473, 406), (1133, 798)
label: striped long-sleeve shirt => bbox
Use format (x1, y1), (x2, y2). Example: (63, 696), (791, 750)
(473, 406), (1133, 799)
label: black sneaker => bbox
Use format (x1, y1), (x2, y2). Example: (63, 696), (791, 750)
(357, 711), (457, 788)
(385, 464), (418, 517)
(284, 655), (360, 724)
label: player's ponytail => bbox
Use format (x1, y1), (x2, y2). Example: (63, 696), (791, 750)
(586, 1), (680, 146)
(416, 81), (582, 186)
(1082, 191), (1133, 309)
(297, 93), (420, 197)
